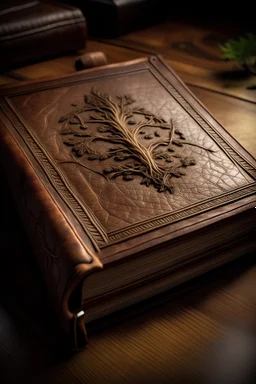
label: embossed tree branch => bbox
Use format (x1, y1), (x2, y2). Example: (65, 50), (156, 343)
(59, 89), (214, 193)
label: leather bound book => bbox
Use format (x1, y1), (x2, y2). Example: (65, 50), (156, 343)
(0, 56), (255, 350)
(0, 0), (87, 70)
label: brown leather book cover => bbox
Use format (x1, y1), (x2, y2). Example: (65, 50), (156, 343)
(0, 56), (255, 350)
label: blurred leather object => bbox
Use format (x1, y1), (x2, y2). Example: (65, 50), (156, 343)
(66, 0), (166, 37)
(0, 1), (87, 70)
(61, 1), (255, 38)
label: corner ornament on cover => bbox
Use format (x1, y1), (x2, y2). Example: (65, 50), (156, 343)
(58, 88), (214, 193)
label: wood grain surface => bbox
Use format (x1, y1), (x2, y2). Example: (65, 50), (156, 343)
(0, 17), (255, 384)
(100, 20), (256, 103)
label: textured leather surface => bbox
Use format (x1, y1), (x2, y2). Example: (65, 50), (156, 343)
(9, 76), (252, 233)
(0, 56), (255, 344)
(1, 56), (255, 247)
(1, 56), (255, 237)
(0, 0), (87, 69)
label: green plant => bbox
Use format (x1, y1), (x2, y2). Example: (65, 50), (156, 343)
(219, 33), (256, 75)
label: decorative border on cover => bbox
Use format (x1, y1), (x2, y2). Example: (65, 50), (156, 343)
(149, 56), (256, 178)
(1, 101), (108, 250)
(107, 183), (255, 243)
(1, 56), (255, 249)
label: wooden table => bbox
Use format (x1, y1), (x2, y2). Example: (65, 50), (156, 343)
(0, 18), (255, 384)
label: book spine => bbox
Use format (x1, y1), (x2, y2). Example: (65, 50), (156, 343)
(0, 119), (103, 350)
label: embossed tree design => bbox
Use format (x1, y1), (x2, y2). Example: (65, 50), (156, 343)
(59, 88), (213, 193)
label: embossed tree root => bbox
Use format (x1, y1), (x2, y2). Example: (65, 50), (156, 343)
(59, 89), (214, 193)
